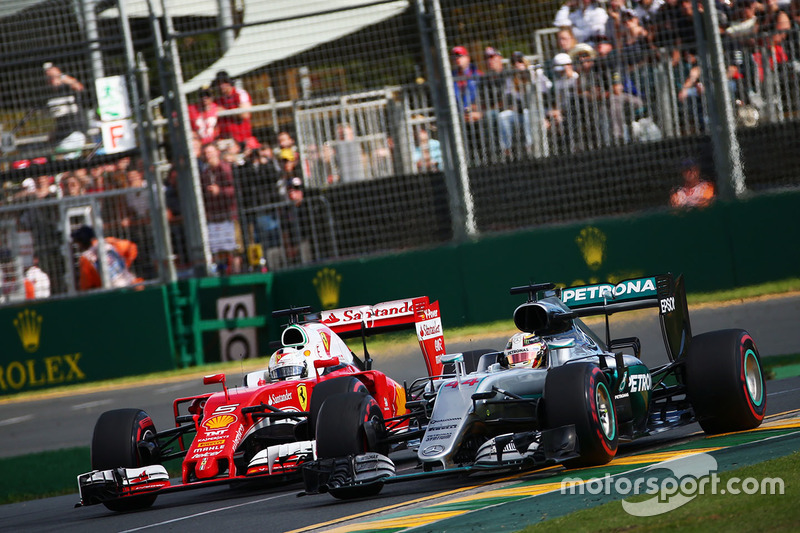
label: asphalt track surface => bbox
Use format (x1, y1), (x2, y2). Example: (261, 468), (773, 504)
(1, 294), (799, 532)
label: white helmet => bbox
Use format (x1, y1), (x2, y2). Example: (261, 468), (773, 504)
(504, 333), (547, 369)
(268, 347), (308, 381)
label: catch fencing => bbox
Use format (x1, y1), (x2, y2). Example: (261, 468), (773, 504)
(0, 0), (799, 304)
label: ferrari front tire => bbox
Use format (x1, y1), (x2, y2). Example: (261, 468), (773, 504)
(91, 408), (159, 511)
(685, 329), (766, 434)
(315, 392), (387, 499)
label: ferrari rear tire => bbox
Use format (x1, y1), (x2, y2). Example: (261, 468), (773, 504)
(315, 392), (387, 499)
(544, 363), (618, 467)
(685, 329), (766, 434)
(91, 408), (159, 511)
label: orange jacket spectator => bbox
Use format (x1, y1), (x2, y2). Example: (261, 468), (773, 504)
(71, 226), (143, 290)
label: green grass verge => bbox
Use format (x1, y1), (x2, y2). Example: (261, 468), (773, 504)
(0, 447), (184, 505)
(0, 447), (89, 504)
(520, 451), (799, 533)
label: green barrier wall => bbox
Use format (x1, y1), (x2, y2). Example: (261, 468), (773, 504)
(270, 191), (800, 327)
(0, 286), (175, 396)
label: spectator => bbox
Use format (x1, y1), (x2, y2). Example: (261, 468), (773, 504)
(604, 0), (628, 49)
(335, 123), (367, 182)
(511, 51), (553, 154)
(61, 172), (85, 197)
(201, 143), (241, 273)
(238, 142), (283, 254)
(42, 62), (88, 159)
(608, 72), (645, 142)
(188, 86), (219, 145)
(751, 10), (792, 83)
(482, 47), (515, 154)
(451, 46), (483, 122)
(70, 225), (142, 290)
(670, 159), (715, 208)
(277, 176), (312, 265)
(277, 131), (301, 178)
(677, 49), (705, 127)
(24, 256), (51, 299)
(726, 0), (760, 39)
(120, 165), (154, 279)
(620, 9), (652, 67)
(213, 70), (252, 144)
(562, 0), (610, 44)
(634, 0), (665, 28)
(549, 53), (581, 150)
(412, 124), (443, 172)
(556, 27), (582, 56)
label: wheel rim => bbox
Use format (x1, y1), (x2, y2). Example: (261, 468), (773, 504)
(744, 349), (764, 406)
(595, 382), (616, 440)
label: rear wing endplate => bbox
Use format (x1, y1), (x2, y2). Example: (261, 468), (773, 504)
(319, 297), (446, 376)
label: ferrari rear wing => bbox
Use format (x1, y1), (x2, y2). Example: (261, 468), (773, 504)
(560, 274), (691, 362)
(319, 297), (446, 377)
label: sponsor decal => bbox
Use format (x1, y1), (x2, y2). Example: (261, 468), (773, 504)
(269, 391), (293, 404)
(321, 299), (414, 325)
(619, 370), (629, 392)
(313, 267), (342, 310)
(562, 278), (657, 307)
(421, 445), (445, 456)
(0, 353), (85, 391)
(576, 226), (607, 271)
(629, 373), (652, 393)
(197, 439), (226, 448)
(297, 383), (309, 411)
(319, 331), (331, 356)
(203, 429), (227, 437)
(202, 414), (237, 430)
(417, 318), (442, 340)
(131, 472), (149, 483)
(615, 393), (630, 400)
(660, 296), (676, 314)
(14, 309), (42, 353)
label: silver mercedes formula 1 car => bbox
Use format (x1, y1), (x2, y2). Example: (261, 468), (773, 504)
(301, 274), (767, 499)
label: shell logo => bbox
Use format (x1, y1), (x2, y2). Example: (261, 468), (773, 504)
(202, 414), (237, 430)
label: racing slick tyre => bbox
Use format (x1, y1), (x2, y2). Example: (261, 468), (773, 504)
(315, 392), (387, 499)
(685, 329), (766, 434)
(91, 409), (160, 511)
(544, 363), (618, 467)
(303, 376), (368, 440)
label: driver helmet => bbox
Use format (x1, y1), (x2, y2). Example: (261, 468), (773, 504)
(268, 347), (308, 381)
(504, 333), (547, 369)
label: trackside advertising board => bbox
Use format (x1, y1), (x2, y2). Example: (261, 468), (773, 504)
(0, 286), (175, 396)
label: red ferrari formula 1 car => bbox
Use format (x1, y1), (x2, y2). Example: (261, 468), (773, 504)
(76, 297), (446, 511)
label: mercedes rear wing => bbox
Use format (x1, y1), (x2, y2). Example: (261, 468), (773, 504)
(318, 296), (446, 377)
(560, 274), (691, 362)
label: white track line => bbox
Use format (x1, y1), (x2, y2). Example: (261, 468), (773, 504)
(0, 415), (33, 426)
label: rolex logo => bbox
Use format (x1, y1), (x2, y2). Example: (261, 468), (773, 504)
(14, 309), (43, 353)
(313, 268), (342, 310)
(576, 227), (606, 271)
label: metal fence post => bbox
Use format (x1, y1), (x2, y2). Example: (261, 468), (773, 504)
(152, 0), (213, 276)
(416, 0), (476, 241)
(693, 0), (746, 198)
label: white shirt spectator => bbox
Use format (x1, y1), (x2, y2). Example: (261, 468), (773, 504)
(633, 0), (665, 25)
(568, 1), (610, 43)
(25, 265), (51, 299)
